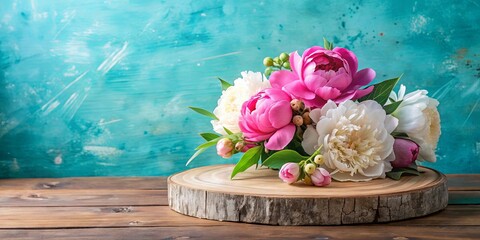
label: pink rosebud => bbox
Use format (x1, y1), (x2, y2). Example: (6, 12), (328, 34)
(392, 138), (420, 168)
(239, 88), (296, 150)
(270, 46), (375, 108)
(216, 138), (234, 158)
(311, 168), (331, 187)
(279, 162), (300, 184)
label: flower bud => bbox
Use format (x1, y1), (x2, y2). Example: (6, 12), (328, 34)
(279, 52), (289, 62)
(263, 57), (274, 67)
(311, 168), (331, 187)
(282, 61), (290, 69)
(273, 57), (280, 66)
(314, 154), (324, 165)
(303, 175), (313, 185)
(216, 138), (234, 158)
(302, 111), (312, 125)
(290, 99), (305, 112)
(264, 67), (273, 77)
(304, 163), (316, 174)
(235, 142), (245, 152)
(292, 115), (303, 126)
(279, 162), (300, 184)
(391, 138), (420, 168)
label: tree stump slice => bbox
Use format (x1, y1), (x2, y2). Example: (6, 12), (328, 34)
(168, 164), (448, 225)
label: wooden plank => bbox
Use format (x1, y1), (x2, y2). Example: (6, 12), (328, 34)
(0, 173), (477, 191)
(449, 191), (480, 204)
(0, 189), (475, 207)
(0, 189), (167, 206)
(447, 174), (480, 191)
(0, 177), (167, 190)
(0, 205), (478, 229)
(0, 226), (479, 240)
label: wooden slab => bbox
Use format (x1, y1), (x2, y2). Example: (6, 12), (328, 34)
(168, 164), (448, 225)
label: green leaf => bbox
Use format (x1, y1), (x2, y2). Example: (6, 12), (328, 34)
(262, 149), (308, 169)
(358, 75), (403, 105)
(223, 127), (233, 135)
(231, 146), (263, 179)
(199, 132), (221, 141)
(185, 148), (207, 166)
(189, 107), (218, 120)
(386, 168), (420, 180)
(384, 100), (403, 115)
(195, 137), (222, 150)
(323, 37), (334, 50)
(218, 77), (232, 91)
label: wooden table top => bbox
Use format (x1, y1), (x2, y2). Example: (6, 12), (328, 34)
(0, 174), (478, 239)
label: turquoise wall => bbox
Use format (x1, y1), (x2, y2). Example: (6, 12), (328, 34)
(0, 0), (479, 177)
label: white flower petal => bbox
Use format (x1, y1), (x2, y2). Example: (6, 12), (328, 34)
(301, 125), (319, 155)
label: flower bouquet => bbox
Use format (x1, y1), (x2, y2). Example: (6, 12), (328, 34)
(188, 39), (441, 186)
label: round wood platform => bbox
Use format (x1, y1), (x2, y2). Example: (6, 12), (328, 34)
(168, 164), (448, 225)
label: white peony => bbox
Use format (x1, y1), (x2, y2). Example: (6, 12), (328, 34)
(302, 100), (398, 182)
(389, 85), (441, 162)
(211, 71), (271, 135)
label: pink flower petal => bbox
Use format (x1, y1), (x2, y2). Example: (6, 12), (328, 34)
(268, 101), (292, 128)
(265, 124), (295, 150)
(352, 68), (376, 87)
(325, 72), (352, 91)
(315, 86), (342, 100)
(352, 86), (374, 99)
(289, 51), (304, 77)
(270, 70), (297, 89)
(284, 81), (316, 100)
(304, 74), (327, 91)
(333, 47), (358, 75)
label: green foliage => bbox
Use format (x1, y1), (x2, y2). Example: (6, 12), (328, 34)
(359, 75), (402, 106)
(323, 37), (334, 50)
(189, 107), (218, 120)
(384, 100), (403, 114)
(199, 132), (221, 141)
(386, 163), (420, 180)
(262, 149), (308, 169)
(218, 77), (232, 91)
(231, 146), (263, 179)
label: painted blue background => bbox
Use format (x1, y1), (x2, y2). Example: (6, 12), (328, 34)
(0, 0), (479, 177)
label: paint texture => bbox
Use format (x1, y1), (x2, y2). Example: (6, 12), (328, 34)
(0, 1), (479, 177)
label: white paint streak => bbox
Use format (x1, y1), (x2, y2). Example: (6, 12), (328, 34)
(432, 78), (455, 100)
(54, 154), (63, 165)
(198, 51), (241, 61)
(53, 10), (76, 40)
(97, 42), (129, 75)
(41, 71), (88, 112)
(43, 100), (60, 115)
(461, 80), (479, 98)
(462, 97), (479, 127)
(63, 90), (89, 121)
(83, 146), (123, 158)
(98, 119), (123, 126)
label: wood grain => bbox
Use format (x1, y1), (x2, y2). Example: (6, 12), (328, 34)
(0, 226), (479, 240)
(0, 205), (478, 229)
(0, 177), (166, 190)
(0, 176), (478, 239)
(168, 164), (449, 225)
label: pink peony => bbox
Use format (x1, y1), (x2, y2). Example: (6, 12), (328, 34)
(279, 162), (300, 184)
(392, 138), (420, 168)
(311, 168), (332, 187)
(216, 138), (234, 158)
(239, 88), (296, 150)
(270, 46), (375, 108)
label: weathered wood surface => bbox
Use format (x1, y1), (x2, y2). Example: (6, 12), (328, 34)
(0, 174), (478, 239)
(168, 165), (449, 225)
